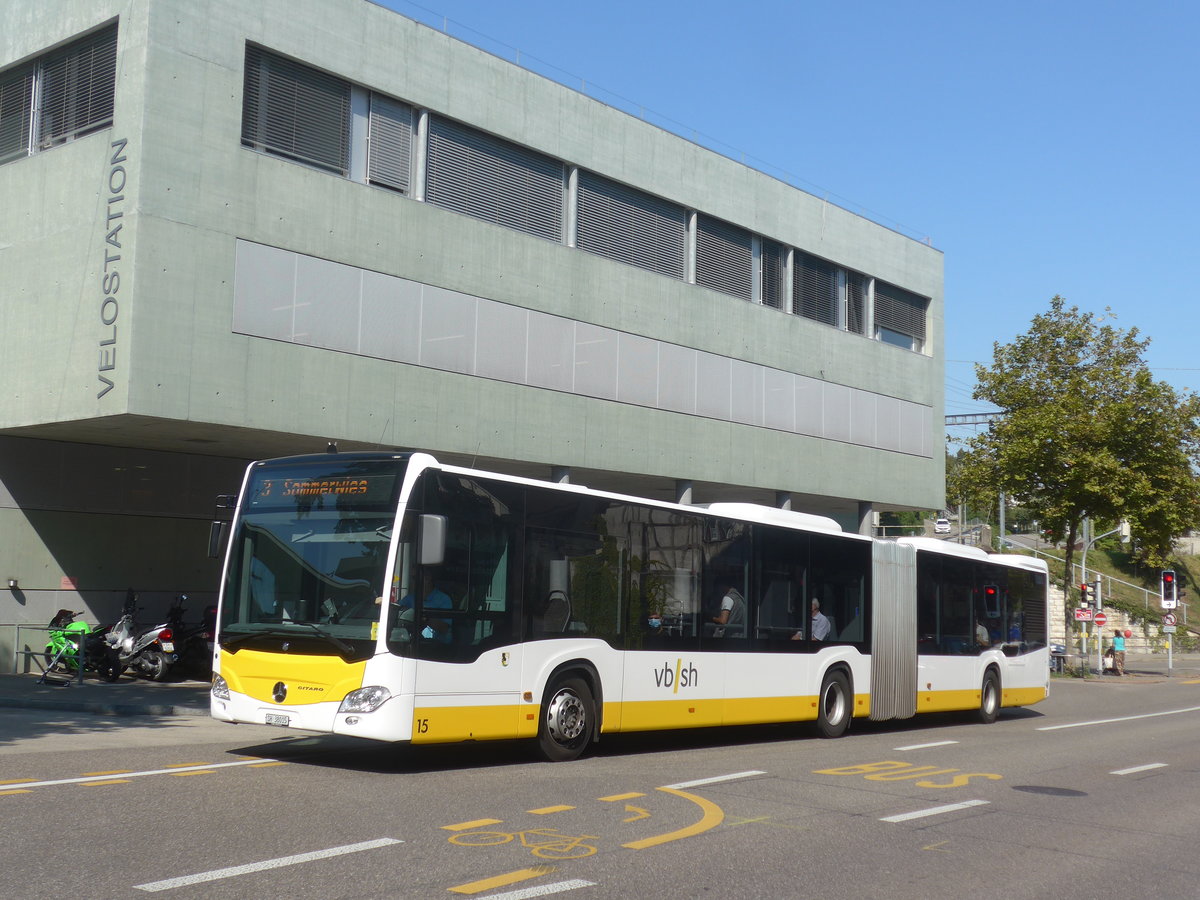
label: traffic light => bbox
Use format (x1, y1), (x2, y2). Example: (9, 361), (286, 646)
(1079, 583), (1090, 606)
(1161, 570), (1177, 608)
(982, 584), (1000, 616)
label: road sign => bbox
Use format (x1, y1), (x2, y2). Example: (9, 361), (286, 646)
(1164, 613), (1177, 626)
(1163, 625), (1177, 634)
(1094, 612), (1108, 627)
(1074, 608), (1093, 621)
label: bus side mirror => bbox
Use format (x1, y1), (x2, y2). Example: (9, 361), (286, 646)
(208, 521), (227, 559)
(419, 515), (446, 566)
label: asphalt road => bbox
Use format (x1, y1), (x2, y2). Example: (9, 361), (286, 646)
(2, 676), (1198, 899)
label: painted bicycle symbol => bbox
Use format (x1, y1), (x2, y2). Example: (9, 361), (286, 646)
(448, 827), (599, 859)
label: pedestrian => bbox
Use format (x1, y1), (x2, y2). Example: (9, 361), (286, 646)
(1111, 628), (1126, 676)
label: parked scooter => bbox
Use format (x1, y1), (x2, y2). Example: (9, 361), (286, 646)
(166, 594), (215, 680)
(43, 609), (121, 682)
(105, 592), (179, 682)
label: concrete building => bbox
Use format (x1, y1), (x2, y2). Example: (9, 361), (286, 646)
(1, 0), (944, 666)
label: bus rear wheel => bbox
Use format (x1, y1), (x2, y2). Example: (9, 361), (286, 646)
(537, 676), (594, 762)
(977, 669), (1000, 724)
(816, 670), (851, 738)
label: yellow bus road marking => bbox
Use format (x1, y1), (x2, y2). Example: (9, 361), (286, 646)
(0, 778), (36, 785)
(923, 841), (952, 852)
(82, 770), (132, 776)
(169, 771), (216, 777)
(6, 758), (279, 791)
(528, 805), (574, 815)
(165, 762), (212, 768)
(83, 779), (132, 787)
(1183, 679), (1200, 684)
(598, 792), (645, 802)
(133, 838), (401, 892)
(249, 761), (288, 768)
(448, 865), (557, 895)
(623, 806), (649, 823)
(1, 789), (34, 796)
(622, 786), (723, 851)
(442, 818), (504, 832)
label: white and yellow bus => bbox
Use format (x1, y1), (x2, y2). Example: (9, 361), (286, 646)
(210, 451), (1050, 761)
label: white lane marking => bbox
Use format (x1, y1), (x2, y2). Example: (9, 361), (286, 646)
(894, 740), (959, 751)
(665, 771), (766, 789)
(880, 800), (989, 823)
(13, 758), (278, 790)
(133, 838), (401, 892)
(1111, 763), (1168, 775)
(1038, 705), (1200, 731)
(480, 880), (597, 899)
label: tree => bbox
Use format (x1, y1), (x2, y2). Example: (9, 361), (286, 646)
(950, 297), (1200, 634)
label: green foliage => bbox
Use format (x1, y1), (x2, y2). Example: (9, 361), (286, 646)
(951, 297), (1200, 632)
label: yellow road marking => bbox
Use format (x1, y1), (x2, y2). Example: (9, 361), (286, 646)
(448, 866), (556, 895)
(924, 841), (952, 852)
(623, 805), (649, 822)
(0, 779), (35, 786)
(1182, 679), (1200, 685)
(82, 770), (131, 776)
(442, 818), (503, 832)
(169, 770), (216, 776)
(165, 762), (211, 768)
(249, 761), (288, 768)
(527, 805), (574, 815)
(1, 789), (33, 796)
(598, 792), (645, 802)
(82, 779), (131, 787)
(622, 786), (724, 850)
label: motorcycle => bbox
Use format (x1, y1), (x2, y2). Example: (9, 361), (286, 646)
(105, 592), (179, 682)
(165, 595), (216, 680)
(43, 609), (121, 682)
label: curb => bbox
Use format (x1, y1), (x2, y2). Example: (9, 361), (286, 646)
(0, 695), (210, 717)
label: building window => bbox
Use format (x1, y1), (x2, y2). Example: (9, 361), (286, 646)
(874, 281), (928, 351)
(0, 23), (117, 165)
(576, 171), (686, 279)
(367, 93), (415, 194)
(241, 45), (350, 175)
(760, 239), (785, 310)
(425, 115), (564, 242)
(793, 251), (839, 326)
(846, 271), (866, 335)
(695, 213), (752, 301)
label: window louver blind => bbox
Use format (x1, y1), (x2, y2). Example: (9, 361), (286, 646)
(242, 45), (350, 175)
(426, 115), (564, 242)
(0, 67), (34, 163)
(37, 24), (117, 149)
(760, 240), (785, 309)
(695, 214), (752, 300)
(367, 94), (414, 193)
(846, 272), (866, 335)
(875, 281), (927, 342)
(793, 252), (839, 325)
(576, 171), (686, 279)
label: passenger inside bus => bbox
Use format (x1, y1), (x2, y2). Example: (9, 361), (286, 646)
(710, 580), (746, 637)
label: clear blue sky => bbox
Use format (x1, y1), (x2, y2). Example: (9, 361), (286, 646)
(379, 0), (1200, 436)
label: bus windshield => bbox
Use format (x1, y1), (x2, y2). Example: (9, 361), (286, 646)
(219, 456), (407, 658)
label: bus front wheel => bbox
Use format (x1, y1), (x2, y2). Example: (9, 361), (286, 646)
(537, 676), (594, 762)
(816, 670), (851, 738)
(977, 669), (1000, 724)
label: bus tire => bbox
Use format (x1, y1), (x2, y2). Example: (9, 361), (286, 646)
(537, 675), (594, 762)
(977, 669), (1000, 724)
(816, 669), (851, 738)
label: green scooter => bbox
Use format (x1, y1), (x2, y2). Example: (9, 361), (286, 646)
(43, 609), (121, 683)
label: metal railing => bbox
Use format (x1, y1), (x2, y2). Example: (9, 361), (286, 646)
(11, 623), (84, 684)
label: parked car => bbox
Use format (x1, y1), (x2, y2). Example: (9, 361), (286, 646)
(934, 518), (952, 534)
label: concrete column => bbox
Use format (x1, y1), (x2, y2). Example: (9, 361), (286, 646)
(775, 491), (792, 511)
(551, 466), (570, 484)
(857, 501), (874, 537)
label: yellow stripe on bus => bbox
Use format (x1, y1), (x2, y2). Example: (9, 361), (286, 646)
(219, 649), (366, 706)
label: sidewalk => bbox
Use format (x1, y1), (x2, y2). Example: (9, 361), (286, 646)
(0, 672), (211, 718)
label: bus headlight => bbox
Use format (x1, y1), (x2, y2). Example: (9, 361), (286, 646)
(211, 675), (230, 701)
(339, 685), (391, 713)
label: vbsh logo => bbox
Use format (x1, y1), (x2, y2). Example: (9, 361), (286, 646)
(653, 659), (699, 694)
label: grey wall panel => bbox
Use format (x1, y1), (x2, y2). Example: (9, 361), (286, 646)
(526, 311), (574, 392)
(876, 395), (900, 453)
(730, 359), (763, 427)
(658, 343), (697, 415)
(420, 284), (477, 375)
(764, 369), (795, 433)
(851, 390), (876, 448)
(824, 383), (852, 443)
(233, 241), (296, 341)
(695, 352), (732, 421)
(294, 254), (362, 351)
(616, 333), (659, 408)
(475, 300), (528, 383)
(795, 375), (823, 437)
(360, 269), (421, 363)
(573, 321), (618, 400)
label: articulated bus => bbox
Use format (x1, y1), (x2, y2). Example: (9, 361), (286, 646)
(210, 451), (1049, 761)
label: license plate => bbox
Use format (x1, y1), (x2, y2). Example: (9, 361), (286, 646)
(160, 642), (174, 652)
(264, 713), (290, 727)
